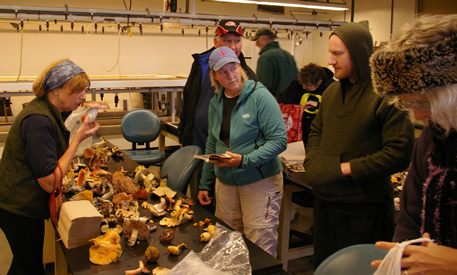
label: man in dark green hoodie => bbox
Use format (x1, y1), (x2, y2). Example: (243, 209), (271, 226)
(304, 21), (415, 268)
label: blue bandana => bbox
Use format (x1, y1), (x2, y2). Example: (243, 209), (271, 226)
(42, 60), (85, 92)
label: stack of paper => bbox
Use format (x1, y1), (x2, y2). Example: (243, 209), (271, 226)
(57, 200), (103, 249)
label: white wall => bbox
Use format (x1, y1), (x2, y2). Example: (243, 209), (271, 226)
(0, 0), (418, 116)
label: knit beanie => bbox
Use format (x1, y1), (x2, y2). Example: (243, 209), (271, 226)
(331, 21), (373, 83)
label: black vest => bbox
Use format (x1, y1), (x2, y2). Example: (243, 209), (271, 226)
(0, 96), (69, 219)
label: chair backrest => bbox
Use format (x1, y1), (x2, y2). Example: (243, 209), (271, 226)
(160, 145), (202, 194)
(121, 109), (161, 146)
(314, 244), (388, 275)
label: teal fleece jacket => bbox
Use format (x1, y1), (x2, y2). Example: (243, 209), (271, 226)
(304, 21), (415, 205)
(257, 41), (298, 97)
(199, 79), (287, 190)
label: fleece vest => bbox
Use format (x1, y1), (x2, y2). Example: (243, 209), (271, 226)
(0, 96), (69, 219)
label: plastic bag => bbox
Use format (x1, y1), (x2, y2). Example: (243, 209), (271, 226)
(168, 223), (252, 275)
(168, 251), (228, 275)
(374, 237), (433, 275)
(64, 107), (91, 156)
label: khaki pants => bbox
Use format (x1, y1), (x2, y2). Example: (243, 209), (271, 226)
(215, 172), (283, 257)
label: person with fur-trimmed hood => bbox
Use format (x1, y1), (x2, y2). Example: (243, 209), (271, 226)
(304, 21), (415, 268)
(370, 14), (457, 274)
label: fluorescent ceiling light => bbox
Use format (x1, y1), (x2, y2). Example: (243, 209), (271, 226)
(204, 0), (349, 11)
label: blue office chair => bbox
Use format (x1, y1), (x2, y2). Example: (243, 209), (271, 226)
(121, 109), (165, 166)
(160, 145), (202, 194)
(314, 244), (388, 275)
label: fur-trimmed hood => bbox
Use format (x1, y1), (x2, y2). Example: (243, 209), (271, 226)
(370, 34), (457, 96)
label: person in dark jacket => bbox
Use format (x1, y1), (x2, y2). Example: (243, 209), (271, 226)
(276, 63), (334, 148)
(252, 27), (298, 96)
(370, 14), (457, 274)
(304, 21), (415, 269)
(0, 59), (99, 274)
(178, 20), (257, 211)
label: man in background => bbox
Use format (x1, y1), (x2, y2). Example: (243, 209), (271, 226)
(178, 20), (257, 211)
(252, 27), (298, 96)
(303, 21), (415, 268)
(276, 63), (334, 148)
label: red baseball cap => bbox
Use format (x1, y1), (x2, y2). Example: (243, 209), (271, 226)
(216, 20), (243, 37)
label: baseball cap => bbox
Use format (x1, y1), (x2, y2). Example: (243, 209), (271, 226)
(251, 27), (277, 41)
(209, 47), (240, 71)
(216, 20), (243, 37)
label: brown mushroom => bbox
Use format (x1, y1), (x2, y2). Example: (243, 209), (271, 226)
(159, 229), (175, 243)
(123, 218), (157, 247)
(144, 245), (160, 263)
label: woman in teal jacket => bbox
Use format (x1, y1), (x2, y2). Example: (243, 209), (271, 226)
(197, 47), (287, 257)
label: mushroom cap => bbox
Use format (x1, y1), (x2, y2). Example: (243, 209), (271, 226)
(82, 101), (110, 110)
(123, 219), (150, 240)
(89, 230), (122, 265)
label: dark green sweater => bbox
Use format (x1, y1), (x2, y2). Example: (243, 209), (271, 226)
(0, 97), (69, 219)
(304, 21), (415, 210)
(256, 41), (298, 96)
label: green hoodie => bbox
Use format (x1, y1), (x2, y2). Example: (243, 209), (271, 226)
(304, 21), (415, 212)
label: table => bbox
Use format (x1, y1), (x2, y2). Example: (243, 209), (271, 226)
(158, 120), (179, 154)
(54, 144), (283, 275)
(277, 168), (314, 271)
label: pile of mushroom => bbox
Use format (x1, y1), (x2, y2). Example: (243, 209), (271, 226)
(159, 199), (194, 228)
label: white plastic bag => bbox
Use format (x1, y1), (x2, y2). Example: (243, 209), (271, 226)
(64, 107), (91, 156)
(374, 237), (433, 275)
(168, 223), (252, 275)
(167, 250), (229, 275)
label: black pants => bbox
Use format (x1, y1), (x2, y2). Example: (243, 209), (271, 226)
(313, 197), (395, 269)
(0, 208), (45, 275)
(189, 161), (216, 214)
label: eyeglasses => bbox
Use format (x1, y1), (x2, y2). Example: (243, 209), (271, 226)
(396, 99), (431, 111)
(298, 80), (312, 90)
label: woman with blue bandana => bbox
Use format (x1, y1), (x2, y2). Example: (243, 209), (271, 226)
(0, 59), (99, 274)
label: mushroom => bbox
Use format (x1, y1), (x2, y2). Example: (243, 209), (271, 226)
(72, 157), (87, 171)
(69, 189), (93, 201)
(125, 260), (149, 275)
(89, 230), (122, 265)
(100, 215), (123, 235)
(134, 166), (159, 193)
(82, 101), (110, 123)
(159, 229), (175, 243)
(123, 218), (157, 247)
(142, 197), (167, 217)
(115, 199), (139, 220)
(200, 224), (217, 242)
(152, 267), (170, 275)
(159, 200), (193, 228)
(111, 170), (140, 195)
(152, 177), (176, 198)
(167, 243), (187, 255)
(200, 232), (212, 242)
(144, 245), (160, 263)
